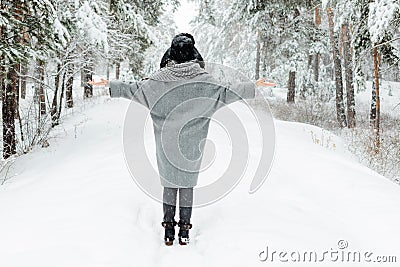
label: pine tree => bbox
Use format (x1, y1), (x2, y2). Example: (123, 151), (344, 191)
(107, 0), (167, 78)
(0, 0), (56, 158)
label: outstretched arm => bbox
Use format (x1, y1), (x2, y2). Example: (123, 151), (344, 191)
(89, 78), (148, 108)
(89, 78), (140, 99)
(219, 77), (277, 105)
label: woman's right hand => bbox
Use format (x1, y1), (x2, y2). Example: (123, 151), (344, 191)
(88, 78), (109, 86)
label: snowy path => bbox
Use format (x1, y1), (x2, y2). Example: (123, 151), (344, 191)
(0, 97), (400, 267)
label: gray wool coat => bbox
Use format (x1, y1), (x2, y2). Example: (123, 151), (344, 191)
(109, 61), (255, 188)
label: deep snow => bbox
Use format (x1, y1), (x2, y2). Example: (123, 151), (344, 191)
(0, 93), (400, 267)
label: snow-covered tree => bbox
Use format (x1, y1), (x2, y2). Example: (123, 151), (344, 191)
(142, 13), (178, 75)
(193, 0), (327, 102)
(106, 0), (174, 79)
(1, 0), (56, 158)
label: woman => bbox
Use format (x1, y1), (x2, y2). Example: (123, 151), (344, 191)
(90, 33), (275, 246)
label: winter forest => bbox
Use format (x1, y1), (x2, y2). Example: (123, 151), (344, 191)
(1, 0), (399, 181)
(1, 0), (400, 264)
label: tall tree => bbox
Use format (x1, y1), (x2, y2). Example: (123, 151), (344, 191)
(107, 0), (169, 78)
(1, 1), (17, 158)
(327, 8), (347, 128)
(366, 0), (399, 150)
(372, 45), (381, 152)
(313, 5), (322, 82)
(341, 23), (356, 128)
(0, 0), (56, 158)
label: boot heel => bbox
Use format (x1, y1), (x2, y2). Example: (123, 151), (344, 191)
(178, 237), (190, 245)
(161, 221), (177, 246)
(177, 222), (192, 245)
(164, 238), (174, 246)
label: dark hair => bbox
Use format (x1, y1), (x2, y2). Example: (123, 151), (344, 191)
(160, 33), (204, 68)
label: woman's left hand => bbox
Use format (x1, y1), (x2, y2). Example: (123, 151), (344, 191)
(255, 78), (277, 87)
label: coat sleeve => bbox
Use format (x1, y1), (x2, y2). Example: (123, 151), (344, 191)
(218, 81), (256, 105)
(109, 80), (149, 108)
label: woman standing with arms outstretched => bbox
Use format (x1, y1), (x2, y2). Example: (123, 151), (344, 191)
(90, 33), (275, 246)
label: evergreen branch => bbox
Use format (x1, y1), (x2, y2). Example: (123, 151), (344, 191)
(373, 37), (400, 49)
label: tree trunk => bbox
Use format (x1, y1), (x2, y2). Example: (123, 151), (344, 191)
(262, 39), (267, 73)
(370, 81), (376, 124)
(0, 23), (2, 103)
(58, 71), (67, 118)
(255, 28), (261, 80)
(372, 45), (380, 152)
(13, 0), (22, 139)
(83, 65), (93, 98)
(20, 63), (27, 99)
(37, 59), (46, 115)
(327, 8), (347, 128)
(2, 66), (17, 159)
(80, 67), (85, 87)
(1, 3), (17, 159)
(313, 6), (321, 82)
(0, 70), (2, 103)
(15, 63), (20, 114)
(313, 53), (319, 82)
(17, 0), (27, 100)
(66, 64), (74, 108)
(106, 62), (110, 80)
(341, 23), (356, 128)
(394, 63), (399, 82)
(51, 63), (61, 126)
(307, 54), (313, 69)
(115, 62), (120, 80)
(315, 6), (321, 26)
(15, 70), (24, 145)
(287, 71), (296, 103)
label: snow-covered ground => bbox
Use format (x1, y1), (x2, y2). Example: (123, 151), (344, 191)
(0, 92), (400, 266)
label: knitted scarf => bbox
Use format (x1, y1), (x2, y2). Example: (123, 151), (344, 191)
(149, 61), (207, 82)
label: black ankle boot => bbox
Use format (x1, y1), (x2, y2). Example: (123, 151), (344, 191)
(177, 221), (192, 245)
(161, 221), (177, 246)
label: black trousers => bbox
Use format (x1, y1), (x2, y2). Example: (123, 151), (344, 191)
(163, 187), (193, 224)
